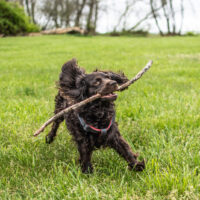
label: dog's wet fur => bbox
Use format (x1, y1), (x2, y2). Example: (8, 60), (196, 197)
(46, 59), (145, 173)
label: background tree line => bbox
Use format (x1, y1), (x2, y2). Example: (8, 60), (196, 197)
(3, 0), (193, 35)
(5, 0), (100, 34)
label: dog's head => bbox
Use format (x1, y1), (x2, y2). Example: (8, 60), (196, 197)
(59, 59), (128, 102)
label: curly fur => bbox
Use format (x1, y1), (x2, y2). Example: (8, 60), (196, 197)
(46, 59), (145, 173)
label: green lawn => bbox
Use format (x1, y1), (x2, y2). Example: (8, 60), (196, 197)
(0, 35), (200, 199)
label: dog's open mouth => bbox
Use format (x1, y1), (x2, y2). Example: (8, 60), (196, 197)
(101, 93), (118, 101)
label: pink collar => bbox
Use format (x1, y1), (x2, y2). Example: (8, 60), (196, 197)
(78, 114), (115, 135)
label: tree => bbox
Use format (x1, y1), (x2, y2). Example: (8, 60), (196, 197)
(150, 0), (186, 35)
(75, 0), (87, 27)
(7, 0), (37, 24)
(0, 0), (39, 35)
(86, 0), (95, 32)
(150, 0), (164, 35)
(112, 0), (163, 34)
(4, 0), (187, 35)
(113, 0), (135, 32)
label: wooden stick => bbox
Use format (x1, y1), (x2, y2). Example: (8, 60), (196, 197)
(34, 60), (153, 137)
(33, 94), (101, 136)
(117, 60), (153, 91)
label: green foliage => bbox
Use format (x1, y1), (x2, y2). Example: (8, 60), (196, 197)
(0, 35), (200, 199)
(185, 31), (197, 37)
(0, 0), (39, 35)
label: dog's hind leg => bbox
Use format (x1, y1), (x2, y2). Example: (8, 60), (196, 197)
(108, 135), (145, 171)
(46, 93), (65, 144)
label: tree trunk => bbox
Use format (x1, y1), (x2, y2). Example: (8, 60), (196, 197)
(179, 0), (184, 34)
(19, 0), (24, 6)
(169, 0), (176, 34)
(25, 0), (31, 18)
(86, 0), (95, 33)
(65, 0), (71, 27)
(30, 0), (36, 24)
(150, 0), (164, 36)
(60, 0), (65, 26)
(53, 0), (59, 28)
(94, 0), (99, 32)
(75, 0), (87, 27)
(161, 0), (171, 34)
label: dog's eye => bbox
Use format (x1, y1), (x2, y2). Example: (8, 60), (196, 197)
(105, 75), (110, 79)
(94, 78), (101, 86)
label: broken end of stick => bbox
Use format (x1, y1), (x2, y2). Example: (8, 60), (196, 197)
(33, 128), (44, 137)
(117, 60), (153, 91)
(146, 60), (153, 68)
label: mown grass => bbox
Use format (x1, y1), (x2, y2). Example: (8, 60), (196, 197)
(0, 35), (200, 199)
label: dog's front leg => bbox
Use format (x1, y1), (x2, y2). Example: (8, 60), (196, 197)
(46, 93), (65, 144)
(77, 142), (93, 174)
(109, 135), (145, 171)
(46, 117), (64, 144)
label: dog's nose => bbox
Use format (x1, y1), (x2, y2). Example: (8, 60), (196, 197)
(108, 80), (117, 86)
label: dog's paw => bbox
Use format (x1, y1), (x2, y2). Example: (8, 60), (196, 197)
(134, 160), (145, 171)
(81, 163), (93, 174)
(45, 135), (54, 144)
(129, 160), (145, 172)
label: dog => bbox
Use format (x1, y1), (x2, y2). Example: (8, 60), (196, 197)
(46, 59), (145, 173)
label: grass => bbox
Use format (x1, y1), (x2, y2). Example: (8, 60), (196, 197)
(0, 35), (200, 199)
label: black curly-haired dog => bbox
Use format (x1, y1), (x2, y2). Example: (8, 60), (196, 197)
(46, 59), (145, 173)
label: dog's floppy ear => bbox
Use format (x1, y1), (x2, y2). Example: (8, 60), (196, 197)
(59, 58), (85, 90)
(75, 76), (87, 100)
(63, 76), (87, 101)
(59, 59), (86, 100)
